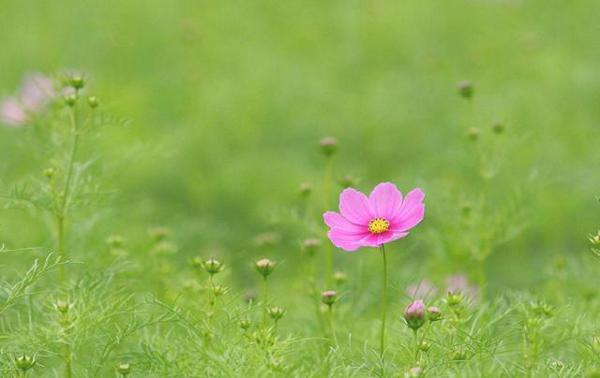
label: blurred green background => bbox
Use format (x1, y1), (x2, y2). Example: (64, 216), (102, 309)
(1, 0), (599, 292)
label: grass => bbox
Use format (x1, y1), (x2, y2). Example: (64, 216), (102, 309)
(0, 0), (599, 376)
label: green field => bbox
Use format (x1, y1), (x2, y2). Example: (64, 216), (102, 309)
(1, 1), (599, 377)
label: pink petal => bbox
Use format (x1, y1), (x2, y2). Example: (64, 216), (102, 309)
(369, 182), (403, 220)
(391, 204), (425, 232)
(363, 231), (408, 247)
(339, 188), (373, 225)
(327, 229), (369, 251)
(392, 188), (425, 222)
(323, 211), (366, 234)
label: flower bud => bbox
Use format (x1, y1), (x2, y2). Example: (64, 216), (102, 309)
(338, 174), (357, 188)
(243, 289), (257, 304)
(452, 348), (467, 360)
(457, 80), (474, 99)
(106, 234), (125, 248)
(427, 306), (442, 322)
(87, 96), (99, 109)
(44, 168), (55, 179)
(319, 137), (338, 157)
(404, 300), (426, 331)
(64, 94), (77, 107)
(69, 76), (85, 90)
(333, 271), (347, 285)
(419, 340), (431, 352)
(254, 232), (281, 247)
(299, 182), (312, 197)
(55, 299), (71, 314)
(212, 284), (228, 297)
(407, 366), (423, 377)
(592, 335), (600, 354)
(15, 354), (36, 372)
(467, 127), (479, 140)
(589, 231), (600, 246)
(491, 121), (504, 134)
(255, 258), (276, 278)
(116, 362), (131, 376)
(240, 319), (251, 331)
(321, 290), (337, 306)
(148, 226), (170, 241)
(447, 292), (463, 306)
(268, 306), (285, 321)
(302, 238), (321, 256)
(202, 258), (224, 275)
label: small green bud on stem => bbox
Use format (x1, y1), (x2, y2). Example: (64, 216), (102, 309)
(319, 137), (338, 157)
(268, 306), (285, 321)
(457, 80), (474, 99)
(255, 258), (276, 278)
(321, 290), (337, 307)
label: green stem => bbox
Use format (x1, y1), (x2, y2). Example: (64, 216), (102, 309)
(262, 277), (269, 326)
(323, 157), (334, 286)
(56, 105), (80, 281)
(413, 329), (419, 364)
(328, 305), (338, 347)
(379, 244), (388, 361)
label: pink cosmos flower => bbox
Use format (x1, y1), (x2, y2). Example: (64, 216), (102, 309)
(0, 97), (28, 127)
(446, 274), (479, 303)
(406, 279), (438, 300)
(19, 73), (55, 112)
(323, 182), (425, 251)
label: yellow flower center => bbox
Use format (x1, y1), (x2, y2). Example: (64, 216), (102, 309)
(368, 218), (390, 234)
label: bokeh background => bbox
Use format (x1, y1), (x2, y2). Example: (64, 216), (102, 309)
(1, 0), (599, 295)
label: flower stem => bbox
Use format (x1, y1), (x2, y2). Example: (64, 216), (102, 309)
(379, 244), (388, 361)
(56, 104), (80, 282)
(328, 305), (338, 347)
(413, 329), (419, 364)
(323, 157), (334, 286)
(262, 276), (269, 326)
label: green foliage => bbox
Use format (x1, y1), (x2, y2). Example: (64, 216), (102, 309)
(1, 1), (600, 376)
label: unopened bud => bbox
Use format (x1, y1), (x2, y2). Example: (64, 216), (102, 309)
(255, 258), (276, 278)
(240, 319), (251, 331)
(338, 174), (357, 188)
(55, 299), (71, 314)
(457, 80), (474, 99)
(452, 348), (467, 360)
(302, 238), (321, 256)
(592, 335), (600, 353)
(87, 96), (99, 109)
(212, 284), (228, 297)
(70, 76), (85, 90)
(491, 121), (504, 134)
(467, 127), (479, 140)
(268, 306), (285, 321)
(64, 94), (77, 107)
(589, 231), (600, 246)
(404, 300), (426, 330)
(407, 366), (423, 377)
(202, 258), (224, 275)
(419, 340), (431, 352)
(15, 354), (36, 372)
(427, 306), (442, 322)
(321, 290), (337, 306)
(299, 182), (312, 197)
(447, 292), (463, 306)
(148, 226), (170, 241)
(116, 362), (131, 376)
(243, 289), (257, 304)
(319, 137), (338, 157)
(106, 234), (124, 248)
(44, 168), (55, 179)
(333, 271), (347, 285)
